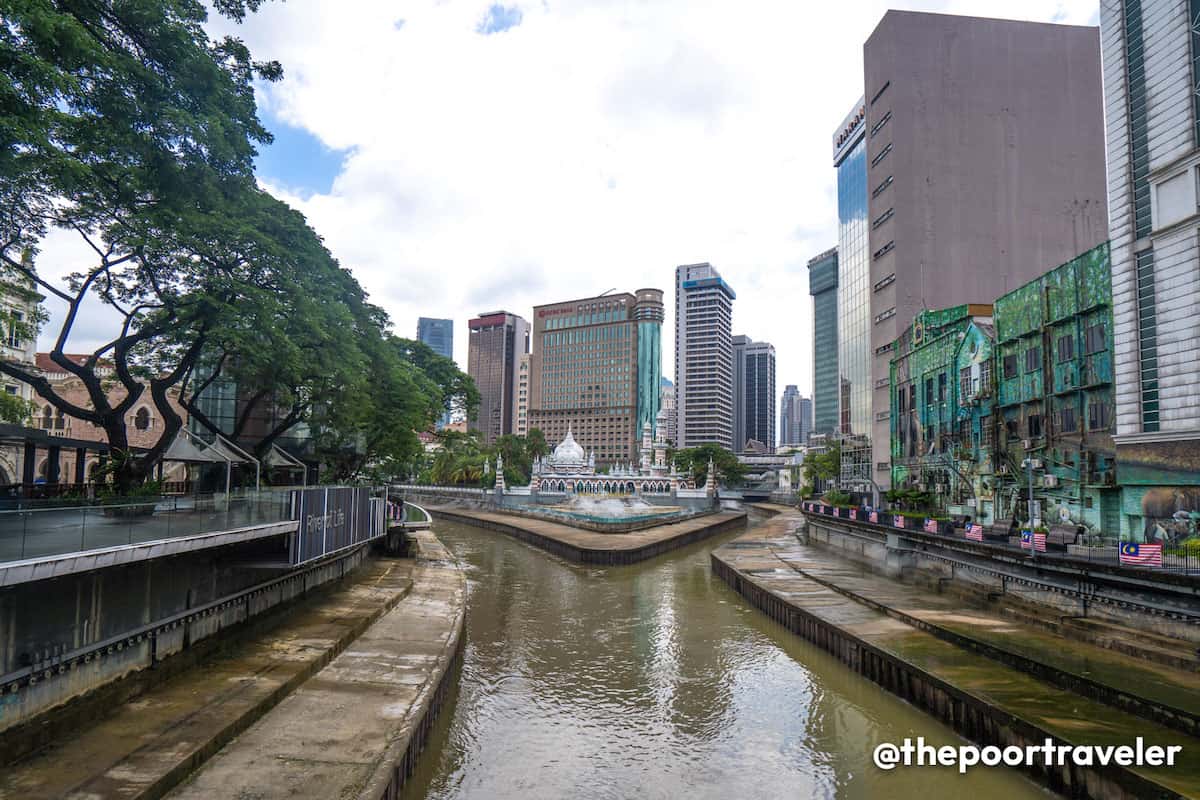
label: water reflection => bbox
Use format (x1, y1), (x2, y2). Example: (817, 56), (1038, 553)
(403, 517), (1050, 799)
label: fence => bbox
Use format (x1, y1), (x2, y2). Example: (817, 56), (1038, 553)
(0, 486), (388, 565)
(799, 501), (1200, 576)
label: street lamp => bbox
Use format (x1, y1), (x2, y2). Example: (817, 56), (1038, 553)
(1021, 456), (1037, 562)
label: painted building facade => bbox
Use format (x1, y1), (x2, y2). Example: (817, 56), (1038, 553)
(888, 243), (1123, 538)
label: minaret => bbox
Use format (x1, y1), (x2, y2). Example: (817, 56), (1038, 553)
(705, 457), (717, 495)
(640, 422), (652, 474)
(494, 452), (506, 493)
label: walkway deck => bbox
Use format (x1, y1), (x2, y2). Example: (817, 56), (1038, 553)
(0, 556), (413, 799)
(168, 528), (465, 800)
(429, 506), (747, 564)
(713, 510), (1200, 800)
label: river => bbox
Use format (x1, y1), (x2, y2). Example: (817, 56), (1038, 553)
(402, 514), (1050, 799)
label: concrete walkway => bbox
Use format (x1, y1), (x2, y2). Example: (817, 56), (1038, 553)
(0, 556), (415, 799)
(167, 528), (466, 800)
(771, 526), (1200, 735)
(713, 510), (1200, 799)
(429, 506), (747, 564)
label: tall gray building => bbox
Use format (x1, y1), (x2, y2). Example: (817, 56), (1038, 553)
(780, 385), (811, 447)
(416, 317), (453, 360)
(732, 336), (775, 452)
(674, 263), (735, 450)
(807, 247), (839, 438)
(1101, 0), (1200, 531)
(417, 317), (454, 428)
(467, 311), (529, 446)
(860, 10), (1109, 490)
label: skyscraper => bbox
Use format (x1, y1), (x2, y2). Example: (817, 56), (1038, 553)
(780, 385), (812, 447)
(659, 378), (677, 447)
(674, 263), (735, 450)
(1101, 0), (1200, 533)
(859, 11), (1108, 490)
(416, 317), (453, 360)
(467, 311), (529, 446)
(833, 100), (871, 487)
(513, 352), (531, 437)
(807, 247), (839, 438)
(732, 335), (750, 451)
(417, 317), (454, 428)
(742, 339), (776, 453)
(528, 290), (663, 465)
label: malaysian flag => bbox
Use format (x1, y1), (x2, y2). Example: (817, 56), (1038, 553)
(923, 519), (939, 534)
(894, 514), (905, 528)
(1119, 542), (1164, 567)
(1020, 530), (1047, 552)
(869, 511), (879, 524)
(850, 509), (858, 520)
(965, 524), (984, 542)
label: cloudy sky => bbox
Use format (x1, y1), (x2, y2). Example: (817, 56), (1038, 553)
(40, 0), (1099, 404)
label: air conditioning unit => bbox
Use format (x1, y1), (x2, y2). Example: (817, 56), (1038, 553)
(997, 464), (1009, 475)
(1022, 439), (1032, 450)
(1042, 475), (1059, 488)
(1030, 459), (1043, 470)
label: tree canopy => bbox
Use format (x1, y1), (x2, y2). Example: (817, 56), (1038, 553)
(672, 444), (746, 487)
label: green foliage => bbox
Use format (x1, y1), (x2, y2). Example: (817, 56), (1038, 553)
(802, 444), (840, 488)
(885, 487), (936, 513)
(0, 392), (32, 424)
(672, 444), (746, 486)
(821, 489), (853, 507)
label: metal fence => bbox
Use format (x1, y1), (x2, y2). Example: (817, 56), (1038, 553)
(799, 501), (1200, 576)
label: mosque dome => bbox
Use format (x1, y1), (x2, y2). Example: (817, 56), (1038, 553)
(551, 427), (585, 464)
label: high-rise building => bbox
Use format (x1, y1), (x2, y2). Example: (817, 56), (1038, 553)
(417, 317), (454, 428)
(742, 339), (776, 453)
(807, 247), (839, 438)
(732, 335), (750, 451)
(528, 290), (663, 465)
(674, 263), (735, 450)
(833, 100), (872, 487)
(416, 317), (453, 360)
(1101, 0), (1200, 531)
(514, 352), (531, 437)
(858, 11), (1109, 491)
(780, 385), (812, 447)
(467, 311), (529, 446)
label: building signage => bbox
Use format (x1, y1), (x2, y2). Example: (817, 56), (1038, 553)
(832, 98), (867, 164)
(290, 486), (376, 565)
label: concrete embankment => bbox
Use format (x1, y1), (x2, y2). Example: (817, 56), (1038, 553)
(713, 509), (1200, 800)
(0, 552), (415, 799)
(429, 506), (747, 564)
(167, 528), (466, 800)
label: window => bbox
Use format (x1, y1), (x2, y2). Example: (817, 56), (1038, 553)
(873, 273), (896, 292)
(1027, 413), (1043, 438)
(1057, 334), (1074, 363)
(925, 377), (934, 405)
(872, 208), (894, 229)
(4, 385), (14, 395)
(1088, 401), (1111, 431)
(6, 310), (22, 349)
(937, 372), (946, 402)
(1060, 406), (1077, 432)
(1025, 346), (1041, 373)
(870, 142), (893, 168)
(870, 110), (892, 137)
(980, 360), (992, 394)
(872, 241), (894, 260)
(874, 307), (896, 324)
(1084, 323), (1106, 354)
(872, 175), (893, 198)
(960, 367), (972, 399)
(1003, 354), (1018, 379)
(980, 416), (996, 450)
(1005, 417), (1020, 437)
(135, 407), (151, 431)
(870, 80), (890, 105)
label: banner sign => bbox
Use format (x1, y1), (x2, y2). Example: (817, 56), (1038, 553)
(290, 486), (378, 565)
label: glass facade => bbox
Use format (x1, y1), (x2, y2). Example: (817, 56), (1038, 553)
(836, 136), (871, 439)
(807, 249), (838, 436)
(636, 320), (662, 435)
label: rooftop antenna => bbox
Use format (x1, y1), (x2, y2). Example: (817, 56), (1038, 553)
(598, 288), (617, 296)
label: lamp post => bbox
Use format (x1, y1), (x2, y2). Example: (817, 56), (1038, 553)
(1022, 455), (1036, 562)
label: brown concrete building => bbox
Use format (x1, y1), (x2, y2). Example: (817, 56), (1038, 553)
(467, 311), (529, 446)
(528, 290), (663, 466)
(860, 10), (1109, 489)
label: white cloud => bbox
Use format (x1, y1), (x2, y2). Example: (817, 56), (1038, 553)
(41, 0), (1101, 412)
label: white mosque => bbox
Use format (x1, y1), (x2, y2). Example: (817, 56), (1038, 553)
(516, 409), (698, 496)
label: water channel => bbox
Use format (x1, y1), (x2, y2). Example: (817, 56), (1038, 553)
(403, 514), (1051, 799)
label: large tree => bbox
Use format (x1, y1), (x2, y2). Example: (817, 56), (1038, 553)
(0, 0), (283, 490)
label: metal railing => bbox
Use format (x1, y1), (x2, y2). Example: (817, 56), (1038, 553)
(0, 490), (296, 564)
(799, 501), (1200, 576)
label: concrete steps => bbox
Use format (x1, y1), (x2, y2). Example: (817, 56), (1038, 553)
(0, 559), (415, 800)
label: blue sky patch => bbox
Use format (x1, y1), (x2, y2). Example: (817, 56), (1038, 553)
(253, 109), (349, 197)
(477, 4), (523, 35)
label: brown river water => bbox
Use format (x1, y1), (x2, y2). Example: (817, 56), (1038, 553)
(401, 513), (1051, 800)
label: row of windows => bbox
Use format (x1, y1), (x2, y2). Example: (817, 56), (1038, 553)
(543, 325), (629, 347)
